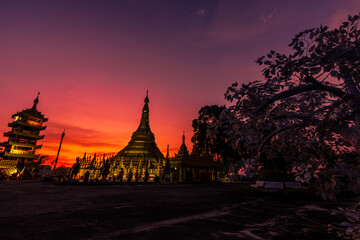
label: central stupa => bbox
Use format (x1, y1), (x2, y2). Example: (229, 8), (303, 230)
(110, 91), (165, 177)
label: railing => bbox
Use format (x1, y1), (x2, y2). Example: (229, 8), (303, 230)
(8, 121), (46, 130)
(3, 152), (39, 159)
(10, 149), (34, 155)
(7, 140), (37, 148)
(4, 130), (44, 139)
(0, 160), (17, 166)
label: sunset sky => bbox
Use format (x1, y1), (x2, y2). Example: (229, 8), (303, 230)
(0, 0), (359, 167)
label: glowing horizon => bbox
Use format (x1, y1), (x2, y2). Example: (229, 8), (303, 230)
(2, 92), (194, 167)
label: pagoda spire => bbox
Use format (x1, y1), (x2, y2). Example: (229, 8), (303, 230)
(145, 89), (149, 104)
(135, 90), (151, 133)
(32, 92), (40, 110)
(142, 90), (149, 116)
(177, 131), (189, 157)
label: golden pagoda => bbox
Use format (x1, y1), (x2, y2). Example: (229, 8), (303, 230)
(109, 91), (165, 179)
(0, 93), (48, 175)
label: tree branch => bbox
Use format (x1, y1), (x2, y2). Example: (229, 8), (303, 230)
(344, 76), (360, 95)
(257, 122), (310, 156)
(272, 113), (315, 121)
(257, 83), (347, 112)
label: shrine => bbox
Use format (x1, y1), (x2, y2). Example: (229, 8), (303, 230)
(0, 93), (48, 175)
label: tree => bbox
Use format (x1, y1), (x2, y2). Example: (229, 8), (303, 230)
(192, 105), (241, 174)
(54, 166), (69, 179)
(226, 13), (360, 154)
(218, 14), (360, 199)
(192, 105), (225, 152)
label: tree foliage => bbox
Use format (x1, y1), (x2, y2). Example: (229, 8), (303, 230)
(225, 14), (360, 154)
(192, 105), (225, 151)
(192, 105), (240, 173)
(205, 14), (360, 199)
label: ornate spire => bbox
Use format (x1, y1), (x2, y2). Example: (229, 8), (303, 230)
(164, 144), (171, 174)
(32, 92), (40, 110)
(142, 90), (149, 115)
(133, 90), (151, 136)
(145, 90), (149, 104)
(90, 153), (96, 167)
(177, 132), (189, 157)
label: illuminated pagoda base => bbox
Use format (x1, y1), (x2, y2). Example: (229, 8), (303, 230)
(0, 93), (47, 176)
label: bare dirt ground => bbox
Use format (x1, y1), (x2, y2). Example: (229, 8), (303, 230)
(0, 181), (354, 240)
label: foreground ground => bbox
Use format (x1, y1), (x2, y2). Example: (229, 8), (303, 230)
(0, 181), (356, 240)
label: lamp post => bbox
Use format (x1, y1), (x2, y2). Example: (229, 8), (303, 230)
(53, 130), (65, 175)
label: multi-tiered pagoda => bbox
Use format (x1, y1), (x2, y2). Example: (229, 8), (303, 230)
(109, 91), (165, 179)
(76, 92), (165, 180)
(0, 93), (48, 175)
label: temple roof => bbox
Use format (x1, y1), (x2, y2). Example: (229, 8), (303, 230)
(12, 92), (48, 121)
(174, 132), (189, 159)
(112, 92), (164, 164)
(171, 133), (219, 168)
(14, 108), (47, 120)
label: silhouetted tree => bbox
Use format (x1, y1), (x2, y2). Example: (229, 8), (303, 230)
(192, 105), (241, 174)
(226, 13), (360, 154)
(192, 105), (225, 151)
(54, 166), (69, 179)
(215, 13), (360, 199)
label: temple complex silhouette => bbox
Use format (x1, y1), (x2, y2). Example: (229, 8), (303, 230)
(75, 92), (219, 182)
(0, 92), (219, 181)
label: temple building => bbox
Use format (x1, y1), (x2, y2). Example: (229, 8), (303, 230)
(77, 92), (165, 180)
(0, 93), (48, 175)
(169, 133), (219, 182)
(77, 153), (109, 179)
(109, 91), (165, 179)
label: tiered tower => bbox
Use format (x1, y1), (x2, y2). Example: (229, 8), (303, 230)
(110, 91), (165, 179)
(0, 93), (48, 174)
